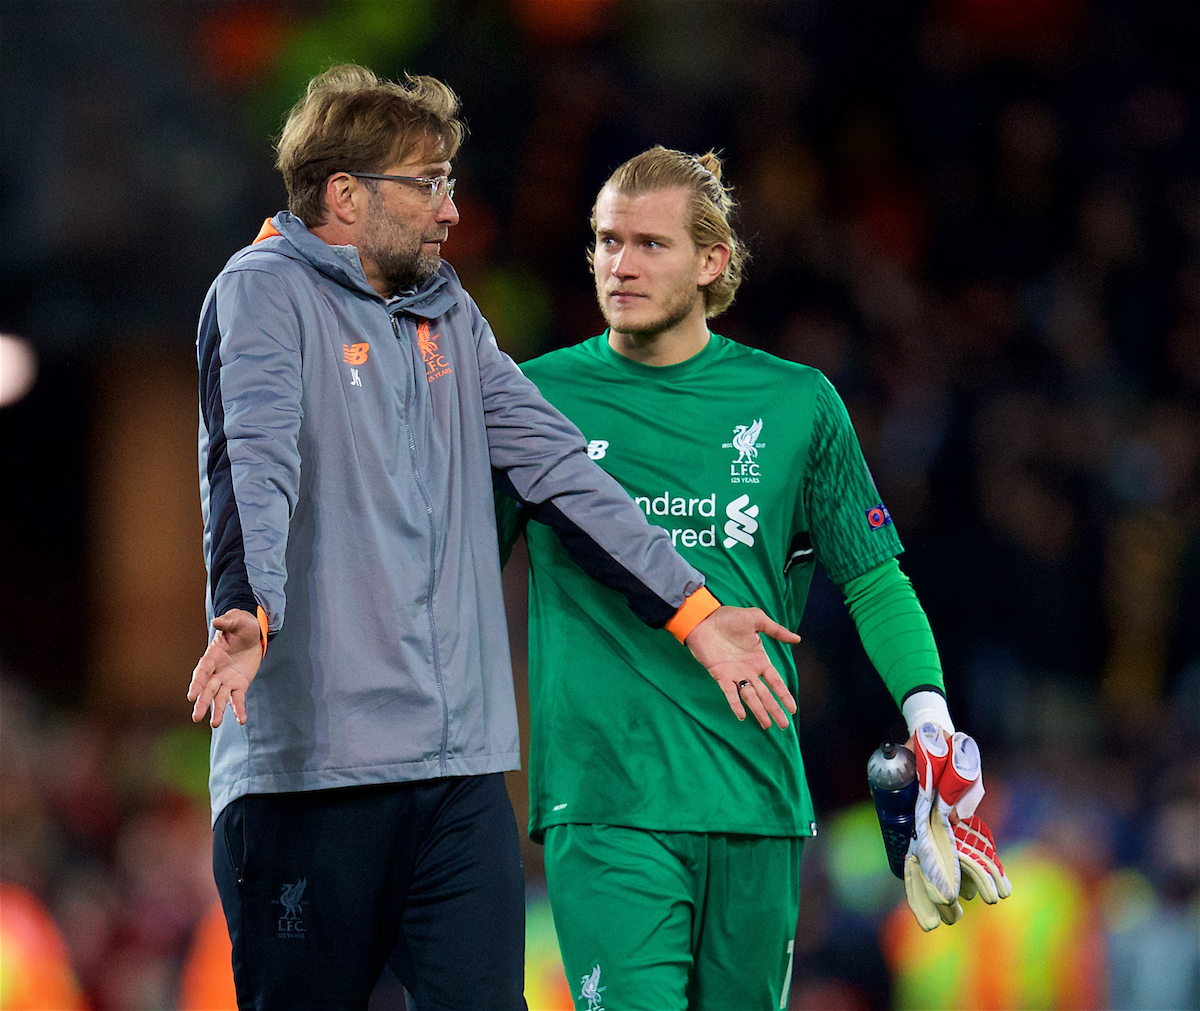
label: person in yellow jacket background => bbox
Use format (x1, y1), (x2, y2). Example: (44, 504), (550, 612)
(881, 844), (1105, 1010)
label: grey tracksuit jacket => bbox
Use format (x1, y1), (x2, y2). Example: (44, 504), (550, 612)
(197, 211), (706, 822)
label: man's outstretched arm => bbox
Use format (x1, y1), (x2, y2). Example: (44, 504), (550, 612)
(495, 479), (798, 728)
(192, 264), (303, 728)
(478, 310), (797, 729)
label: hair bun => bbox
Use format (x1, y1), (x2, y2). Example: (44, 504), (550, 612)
(696, 151), (723, 180)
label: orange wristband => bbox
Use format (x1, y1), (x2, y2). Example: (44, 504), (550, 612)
(256, 605), (269, 657)
(664, 586), (721, 643)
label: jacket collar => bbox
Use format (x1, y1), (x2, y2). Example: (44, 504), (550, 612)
(264, 211), (456, 319)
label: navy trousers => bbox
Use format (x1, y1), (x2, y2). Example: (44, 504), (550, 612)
(213, 773), (527, 1011)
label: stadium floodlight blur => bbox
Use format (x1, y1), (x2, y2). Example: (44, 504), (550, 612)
(0, 333), (37, 407)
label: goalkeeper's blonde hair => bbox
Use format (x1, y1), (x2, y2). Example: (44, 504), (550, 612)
(276, 64), (465, 225)
(590, 146), (747, 317)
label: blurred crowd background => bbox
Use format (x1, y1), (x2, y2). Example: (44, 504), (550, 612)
(2, 0), (1198, 1008)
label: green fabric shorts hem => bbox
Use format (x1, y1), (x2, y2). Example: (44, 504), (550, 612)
(544, 823), (803, 1011)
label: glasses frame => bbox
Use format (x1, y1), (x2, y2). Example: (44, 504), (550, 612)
(346, 172), (456, 209)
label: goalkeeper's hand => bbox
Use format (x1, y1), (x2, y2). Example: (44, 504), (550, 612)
(904, 724), (1010, 930)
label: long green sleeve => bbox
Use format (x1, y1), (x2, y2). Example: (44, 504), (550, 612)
(843, 557), (945, 706)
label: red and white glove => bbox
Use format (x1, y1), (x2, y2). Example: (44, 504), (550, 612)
(904, 723), (961, 929)
(955, 814), (1011, 904)
(904, 725), (1009, 931)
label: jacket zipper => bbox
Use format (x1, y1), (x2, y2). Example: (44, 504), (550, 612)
(391, 311), (450, 775)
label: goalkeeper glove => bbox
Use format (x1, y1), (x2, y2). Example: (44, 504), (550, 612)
(904, 852), (963, 930)
(907, 723), (960, 906)
(955, 814), (1011, 904)
(904, 726), (1011, 930)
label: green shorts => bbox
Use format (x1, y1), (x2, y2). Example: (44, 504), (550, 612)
(543, 824), (803, 1011)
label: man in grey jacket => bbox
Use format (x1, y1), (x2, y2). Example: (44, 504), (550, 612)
(187, 65), (798, 1010)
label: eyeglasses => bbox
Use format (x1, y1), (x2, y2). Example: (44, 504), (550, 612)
(347, 172), (456, 209)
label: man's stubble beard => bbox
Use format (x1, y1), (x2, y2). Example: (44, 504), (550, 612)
(597, 276), (702, 341)
(360, 189), (443, 293)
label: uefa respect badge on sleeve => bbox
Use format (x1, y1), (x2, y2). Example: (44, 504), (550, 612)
(865, 504), (893, 530)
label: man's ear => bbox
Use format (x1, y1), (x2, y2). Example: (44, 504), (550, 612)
(324, 173), (364, 226)
(697, 242), (731, 287)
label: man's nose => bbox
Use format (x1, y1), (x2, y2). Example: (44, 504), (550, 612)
(610, 247), (636, 278)
(436, 194), (460, 226)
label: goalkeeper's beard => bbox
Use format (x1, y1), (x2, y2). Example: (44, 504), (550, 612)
(598, 274), (701, 342)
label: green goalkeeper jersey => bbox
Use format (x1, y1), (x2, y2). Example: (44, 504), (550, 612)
(499, 332), (905, 839)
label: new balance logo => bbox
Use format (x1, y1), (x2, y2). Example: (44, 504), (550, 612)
(587, 440), (609, 460)
(723, 494), (759, 548)
(342, 343), (369, 365)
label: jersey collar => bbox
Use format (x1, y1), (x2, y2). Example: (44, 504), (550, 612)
(597, 329), (726, 379)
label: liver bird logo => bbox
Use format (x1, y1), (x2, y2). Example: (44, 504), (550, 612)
(417, 320), (453, 382)
(580, 964), (606, 1010)
(280, 879), (306, 919)
(417, 322), (438, 360)
(731, 419), (764, 463)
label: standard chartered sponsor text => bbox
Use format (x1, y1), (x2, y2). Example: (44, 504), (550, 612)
(634, 491), (719, 548)
(634, 491), (717, 518)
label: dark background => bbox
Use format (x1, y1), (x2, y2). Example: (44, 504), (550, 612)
(1, 1), (1197, 1008)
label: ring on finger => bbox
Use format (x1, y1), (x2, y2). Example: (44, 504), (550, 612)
(736, 680), (752, 692)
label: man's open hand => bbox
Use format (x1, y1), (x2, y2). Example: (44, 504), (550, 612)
(685, 606), (800, 729)
(187, 608), (263, 728)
